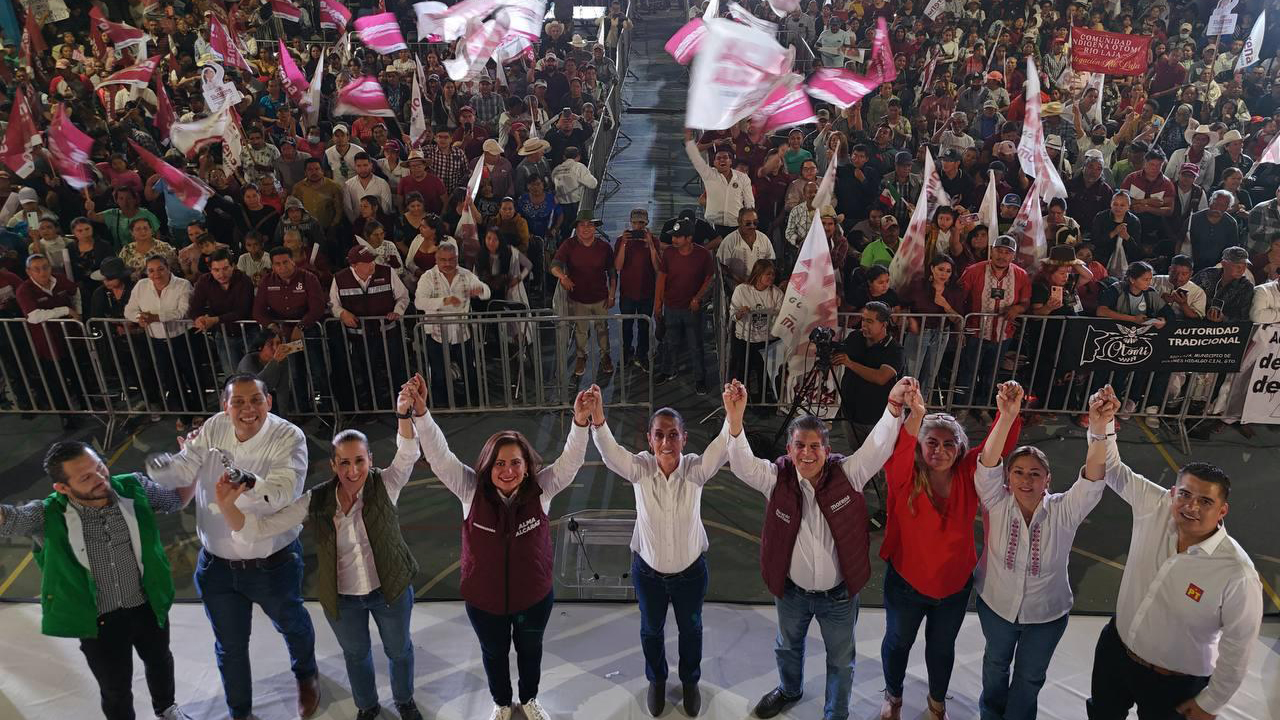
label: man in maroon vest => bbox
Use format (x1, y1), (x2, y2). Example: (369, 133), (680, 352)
(721, 376), (915, 720)
(16, 253), (86, 428)
(329, 245), (409, 412)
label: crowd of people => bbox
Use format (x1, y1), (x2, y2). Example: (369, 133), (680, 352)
(0, 373), (1264, 720)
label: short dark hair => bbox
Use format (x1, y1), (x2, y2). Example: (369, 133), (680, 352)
(269, 246), (292, 259)
(863, 300), (891, 323)
(304, 157), (322, 167)
(353, 151), (371, 162)
(209, 248), (233, 265)
(1126, 260), (1154, 280)
(44, 441), (95, 484)
(1170, 254), (1194, 270)
(129, 216), (153, 230)
(222, 372), (266, 400)
(1178, 461), (1231, 500)
(787, 414), (830, 446)
(647, 407), (686, 434)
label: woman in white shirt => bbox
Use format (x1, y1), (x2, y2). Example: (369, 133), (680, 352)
(728, 259), (783, 400)
(816, 21), (852, 68)
(973, 382), (1106, 720)
(588, 394), (729, 717)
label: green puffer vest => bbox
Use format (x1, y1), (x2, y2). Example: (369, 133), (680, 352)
(36, 474), (175, 639)
(308, 469), (419, 620)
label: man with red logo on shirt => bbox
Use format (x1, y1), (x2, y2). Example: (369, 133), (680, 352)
(253, 247), (327, 411)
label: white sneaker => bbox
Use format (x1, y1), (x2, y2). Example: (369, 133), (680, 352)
(1118, 399), (1137, 420)
(1144, 406), (1160, 429)
(488, 705), (513, 720)
(521, 698), (552, 720)
(155, 705), (193, 720)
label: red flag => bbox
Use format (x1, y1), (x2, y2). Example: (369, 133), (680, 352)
(209, 16), (252, 72)
(94, 55), (161, 89)
(333, 76), (396, 117)
(319, 0), (353, 32)
(47, 105), (95, 189)
(88, 7), (149, 52)
(129, 141), (214, 212)
(278, 41), (309, 105)
(0, 88), (39, 177)
(21, 8), (47, 69)
(355, 12), (408, 54)
(154, 72), (176, 142)
(271, 0), (304, 23)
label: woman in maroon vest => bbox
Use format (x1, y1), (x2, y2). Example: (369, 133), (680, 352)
(408, 374), (594, 720)
(878, 381), (1023, 720)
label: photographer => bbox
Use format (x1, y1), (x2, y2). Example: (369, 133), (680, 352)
(834, 301), (904, 442)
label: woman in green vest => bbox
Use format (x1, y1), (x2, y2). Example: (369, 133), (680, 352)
(0, 440), (195, 720)
(214, 385), (424, 720)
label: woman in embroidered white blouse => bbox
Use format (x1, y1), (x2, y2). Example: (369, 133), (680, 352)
(972, 383), (1111, 720)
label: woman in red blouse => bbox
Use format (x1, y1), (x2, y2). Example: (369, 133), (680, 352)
(878, 381), (1023, 720)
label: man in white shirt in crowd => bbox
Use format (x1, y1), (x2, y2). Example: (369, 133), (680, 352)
(326, 123), (365, 186)
(588, 391), (730, 717)
(1153, 254), (1209, 409)
(684, 128), (755, 243)
(148, 374), (319, 720)
(1083, 391), (1263, 720)
(123, 254), (201, 426)
(721, 376), (913, 720)
(715, 207), (775, 292)
(413, 241), (490, 407)
(344, 152), (394, 222)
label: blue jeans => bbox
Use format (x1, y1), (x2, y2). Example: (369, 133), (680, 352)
(904, 328), (950, 398)
(958, 337), (1012, 406)
(658, 307), (705, 384)
(774, 580), (859, 720)
(976, 597), (1068, 720)
(880, 563), (973, 703)
(632, 553), (708, 684)
(328, 586), (417, 712)
(465, 591), (555, 706)
(619, 296), (653, 360)
(193, 539), (317, 719)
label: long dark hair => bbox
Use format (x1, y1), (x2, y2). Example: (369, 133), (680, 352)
(477, 227), (513, 278)
(474, 431), (544, 499)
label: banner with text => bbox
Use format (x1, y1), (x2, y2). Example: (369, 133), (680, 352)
(1062, 320), (1251, 372)
(1241, 324), (1280, 424)
(1070, 28), (1151, 76)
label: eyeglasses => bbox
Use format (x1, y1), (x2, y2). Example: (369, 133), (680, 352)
(741, 221), (757, 227)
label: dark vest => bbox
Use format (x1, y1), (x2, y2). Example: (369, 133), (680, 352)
(307, 468), (419, 621)
(333, 264), (397, 326)
(760, 456), (871, 598)
(460, 481), (553, 616)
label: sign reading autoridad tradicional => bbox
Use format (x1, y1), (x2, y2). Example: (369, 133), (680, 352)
(1069, 28), (1152, 76)
(1062, 320), (1251, 372)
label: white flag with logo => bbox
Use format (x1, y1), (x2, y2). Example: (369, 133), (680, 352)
(1236, 10), (1266, 70)
(410, 59), (428, 146)
(686, 18), (790, 130)
(1017, 56), (1067, 200)
(889, 148), (941, 291)
(980, 169), (999, 237)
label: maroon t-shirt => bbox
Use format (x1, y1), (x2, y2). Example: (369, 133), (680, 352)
(399, 173), (447, 213)
(660, 245), (714, 310)
(618, 236), (657, 301)
(555, 236), (615, 304)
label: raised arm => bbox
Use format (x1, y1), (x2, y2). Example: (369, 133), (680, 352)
(839, 376), (912, 490)
(535, 387), (593, 497)
(589, 384), (640, 482)
(406, 373), (477, 504)
(1084, 385), (1119, 483)
(979, 381), (1023, 469)
(380, 386), (423, 497)
(723, 379), (779, 495)
(684, 129), (713, 178)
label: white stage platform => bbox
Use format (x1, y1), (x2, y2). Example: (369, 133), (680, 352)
(0, 601), (1274, 720)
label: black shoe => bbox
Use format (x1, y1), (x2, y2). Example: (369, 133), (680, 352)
(682, 683), (701, 716)
(654, 372), (674, 383)
(356, 706), (381, 720)
(647, 681), (665, 716)
(694, 382), (708, 395)
(394, 700), (423, 720)
(752, 687), (800, 718)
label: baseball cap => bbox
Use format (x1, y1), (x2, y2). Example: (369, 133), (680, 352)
(332, 123), (349, 135)
(630, 207), (649, 221)
(994, 140), (1016, 155)
(940, 148), (962, 162)
(881, 215), (899, 228)
(670, 219), (694, 237)
(988, 159), (1007, 173)
(348, 245), (376, 264)
(1002, 193), (1022, 207)
(17, 187), (38, 204)
(1179, 163), (1200, 177)
(983, 99), (999, 109)
(894, 151), (913, 165)
(92, 257), (130, 282)
(992, 234), (1018, 250)
(1222, 246), (1249, 263)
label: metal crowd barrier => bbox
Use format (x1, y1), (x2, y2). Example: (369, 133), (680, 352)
(579, 1), (634, 216)
(0, 317), (112, 423)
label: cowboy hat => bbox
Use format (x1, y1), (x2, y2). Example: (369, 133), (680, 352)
(1041, 101), (1064, 117)
(1216, 129), (1244, 146)
(518, 138), (551, 155)
(570, 34), (587, 48)
(1184, 123), (1219, 146)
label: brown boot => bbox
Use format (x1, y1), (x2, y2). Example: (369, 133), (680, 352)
(600, 353), (614, 374)
(297, 674), (320, 718)
(927, 695), (949, 720)
(879, 691), (902, 720)
(573, 355), (587, 376)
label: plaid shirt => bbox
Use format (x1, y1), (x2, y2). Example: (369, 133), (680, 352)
(470, 91), (505, 130)
(423, 145), (470, 192)
(1192, 268), (1255, 321)
(1247, 198), (1280, 255)
(0, 475), (182, 615)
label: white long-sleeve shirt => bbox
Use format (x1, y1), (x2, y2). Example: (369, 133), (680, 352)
(1101, 426), (1263, 715)
(413, 265), (491, 344)
(343, 174), (394, 222)
(328, 269), (409, 320)
(412, 412), (588, 517)
(1249, 280), (1280, 323)
(685, 140), (754, 227)
(551, 159), (599, 205)
(726, 407), (903, 592)
(233, 432), (420, 595)
(123, 276), (193, 339)
(148, 412), (308, 560)
(591, 421), (730, 573)
(973, 459), (1106, 624)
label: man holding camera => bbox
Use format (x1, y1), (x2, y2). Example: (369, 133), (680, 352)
(834, 301), (904, 443)
(147, 373), (318, 720)
(615, 208), (661, 371)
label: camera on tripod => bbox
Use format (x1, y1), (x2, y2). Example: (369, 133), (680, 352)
(809, 326), (837, 370)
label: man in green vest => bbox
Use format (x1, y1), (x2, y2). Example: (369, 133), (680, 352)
(0, 441), (196, 720)
(214, 382), (424, 720)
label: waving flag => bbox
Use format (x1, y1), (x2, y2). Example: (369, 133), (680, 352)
(47, 105), (96, 190)
(355, 12), (409, 54)
(129, 141), (214, 212)
(413, 1), (448, 40)
(89, 7), (150, 55)
(209, 16), (252, 72)
(890, 148), (942, 291)
(410, 59), (429, 146)
(980, 170), (999, 237)
(278, 41), (309, 104)
(1017, 57), (1067, 200)
(334, 76), (396, 117)
(1236, 10), (1266, 70)
(171, 108), (235, 155)
(727, 2), (777, 33)
(806, 68), (881, 108)
(320, 0), (353, 31)
(94, 55), (160, 89)
(502, 0), (548, 41)
(766, 0), (801, 17)
(686, 18), (791, 130)
(755, 76), (816, 134)
(154, 72), (176, 142)
(1009, 182), (1046, 267)
(864, 18), (897, 83)
(665, 19), (707, 64)
(772, 209), (839, 356)
(418, 0), (501, 42)
(304, 46), (325, 127)
(445, 14), (512, 82)
(272, 0), (304, 23)
(0, 88), (38, 177)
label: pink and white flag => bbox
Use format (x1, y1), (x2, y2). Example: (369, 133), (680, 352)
(421, 0), (501, 42)
(413, 1), (448, 41)
(686, 18), (790, 130)
(754, 76), (816, 134)
(170, 109), (235, 155)
(445, 14), (512, 82)
(47, 105), (95, 190)
(89, 7), (150, 54)
(94, 55), (160, 89)
(271, 0), (304, 23)
(129, 141), (214, 212)
(1009, 182), (1047, 268)
(278, 41), (310, 104)
(1254, 130), (1280, 168)
(154, 72), (176, 142)
(320, 0), (353, 31)
(920, 48), (940, 95)
(1236, 9), (1266, 70)
(334, 76), (396, 117)
(502, 0), (548, 41)
(209, 16), (252, 72)
(0, 89), (37, 177)
(889, 148), (941, 291)
(664, 19), (706, 65)
(728, 2), (776, 33)
(805, 68), (881, 108)
(864, 18), (897, 84)
(766, 0), (801, 18)
(304, 47), (325, 127)
(409, 59), (429, 146)
(355, 12), (408, 54)
(1017, 57), (1067, 200)
(771, 204), (839, 357)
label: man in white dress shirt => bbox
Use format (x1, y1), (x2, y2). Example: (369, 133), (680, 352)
(588, 390), (729, 717)
(149, 374), (318, 720)
(684, 129), (755, 242)
(1084, 393), (1263, 720)
(722, 377), (912, 720)
(414, 241), (490, 406)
